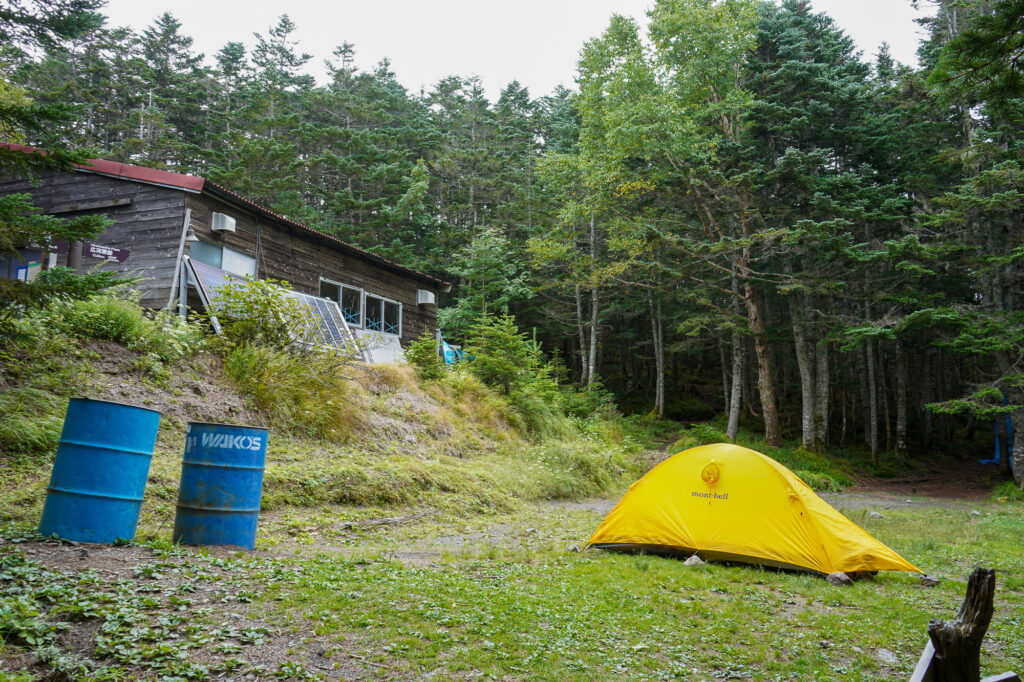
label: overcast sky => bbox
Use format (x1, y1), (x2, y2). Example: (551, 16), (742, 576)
(100, 0), (932, 100)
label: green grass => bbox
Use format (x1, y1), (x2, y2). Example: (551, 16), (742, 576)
(992, 480), (1024, 502)
(2, 496), (1021, 680)
(254, 499), (1023, 681)
(0, 425), (643, 534)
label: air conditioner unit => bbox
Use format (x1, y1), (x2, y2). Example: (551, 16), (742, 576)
(211, 212), (236, 232)
(417, 289), (436, 305)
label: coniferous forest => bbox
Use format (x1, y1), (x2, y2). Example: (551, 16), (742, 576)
(3, 0), (1023, 478)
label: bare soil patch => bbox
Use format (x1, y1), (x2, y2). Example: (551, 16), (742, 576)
(83, 341), (265, 428)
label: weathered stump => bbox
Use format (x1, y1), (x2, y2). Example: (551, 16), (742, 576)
(910, 567), (1017, 682)
(928, 567), (995, 682)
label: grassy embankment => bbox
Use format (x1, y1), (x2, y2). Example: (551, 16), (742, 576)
(0, 294), (659, 534)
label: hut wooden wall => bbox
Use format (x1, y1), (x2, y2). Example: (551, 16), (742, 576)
(185, 193), (439, 345)
(0, 171), (187, 307)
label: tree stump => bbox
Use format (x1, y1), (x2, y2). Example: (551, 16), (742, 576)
(927, 567), (995, 682)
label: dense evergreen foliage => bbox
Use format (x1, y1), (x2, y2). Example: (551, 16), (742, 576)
(3, 0), (1023, 479)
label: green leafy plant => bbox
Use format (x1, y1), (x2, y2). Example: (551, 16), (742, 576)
(992, 480), (1024, 502)
(32, 266), (133, 301)
(463, 314), (567, 437)
(222, 343), (358, 441)
(43, 294), (204, 364)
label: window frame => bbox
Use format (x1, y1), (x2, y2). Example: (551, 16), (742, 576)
(191, 240), (255, 278)
(319, 277), (364, 328)
(363, 292), (402, 337)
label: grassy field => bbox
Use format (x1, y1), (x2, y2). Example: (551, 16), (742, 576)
(0, 489), (1021, 680)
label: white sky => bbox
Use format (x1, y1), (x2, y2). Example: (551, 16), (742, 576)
(101, 0), (932, 100)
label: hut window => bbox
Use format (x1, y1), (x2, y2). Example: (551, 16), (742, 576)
(190, 240), (222, 269)
(319, 280), (340, 301)
(365, 294), (400, 336)
(341, 287), (362, 325)
(191, 240), (255, 278)
(222, 248), (256, 277)
(319, 279), (363, 326)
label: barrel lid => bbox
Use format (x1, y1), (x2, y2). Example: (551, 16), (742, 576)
(187, 421), (269, 432)
(72, 396), (163, 415)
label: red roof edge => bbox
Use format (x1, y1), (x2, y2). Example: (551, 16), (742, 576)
(3, 143), (205, 192)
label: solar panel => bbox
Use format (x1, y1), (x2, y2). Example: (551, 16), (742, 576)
(187, 258), (238, 310)
(185, 257), (364, 359)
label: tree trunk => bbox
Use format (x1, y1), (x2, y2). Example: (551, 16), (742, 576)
(814, 340), (829, 453)
(587, 214), (599, 387)
(727, 331), (743, 442)
(896, 341), (908, 455)
(727, 264), (743, 441)
(881, 348), (892, 453)
(922, 352), (934, 452)
(1011, 403), (1024, 487)
(648, 290), (665, 418)
(719, 337), (730, 414)
(574, 284), (588, 385)
(859, 348), (871, 447)
(588, 284), (599, 387)
(790, 295), (815, 451)
(745, 283), (782, 446)
(866, 338), (880, 465)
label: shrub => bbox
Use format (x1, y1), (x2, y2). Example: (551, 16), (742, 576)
(46, 294), (150, 346)
(560, 380), (617, 419)
(405, 330), (445, 380)
(42, 295), (204, 369)
(992, 480), (1024, 502)
(794, 470), (844, 493)
(462, 314), (571, 439)
(677, 423), (728, 448)
(463, 314), (533, 396)
(207, 277), (315, 349)
(32, 266), (131, 301)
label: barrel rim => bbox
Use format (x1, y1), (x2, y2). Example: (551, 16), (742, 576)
(187, 421), (269, 432)
(71, 396), (163, 415)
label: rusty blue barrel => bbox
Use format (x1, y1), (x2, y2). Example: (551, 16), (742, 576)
(39, 398), (161, 543)
(173, 422), (268, 549)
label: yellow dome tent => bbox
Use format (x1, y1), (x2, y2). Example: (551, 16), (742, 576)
(588, 443), (919, 575)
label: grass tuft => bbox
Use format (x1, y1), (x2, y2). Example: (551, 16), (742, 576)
(0, 388), (66, 460)
(222, 344), (360, 442)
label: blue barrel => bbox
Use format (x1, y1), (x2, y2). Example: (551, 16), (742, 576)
(173, 422), (268, 549)
(39, 398), (162, 543)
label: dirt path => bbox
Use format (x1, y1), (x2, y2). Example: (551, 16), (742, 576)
(846, 458), (1002, 501)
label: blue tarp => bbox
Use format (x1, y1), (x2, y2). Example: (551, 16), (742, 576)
(440, 339), (464, 365)
(981, 392), (1015, 465)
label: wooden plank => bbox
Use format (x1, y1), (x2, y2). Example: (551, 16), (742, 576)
(47, 197), (133, 213)
(909, 640), (935, 682)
